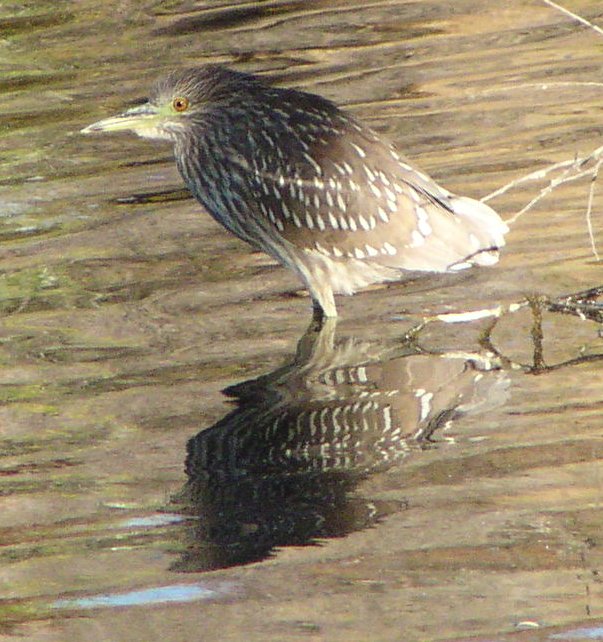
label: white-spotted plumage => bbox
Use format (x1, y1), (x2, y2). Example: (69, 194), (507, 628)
(84, 65), (508, 319)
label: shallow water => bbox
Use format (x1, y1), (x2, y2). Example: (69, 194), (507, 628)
(2, 1), (603, 641)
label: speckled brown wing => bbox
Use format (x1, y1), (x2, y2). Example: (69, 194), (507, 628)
(239, 100), (506, 276)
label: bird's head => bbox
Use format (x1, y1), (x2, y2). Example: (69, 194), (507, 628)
(81, 65), (260, 142)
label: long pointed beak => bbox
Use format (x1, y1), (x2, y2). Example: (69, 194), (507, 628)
(80, 103), (159, 134)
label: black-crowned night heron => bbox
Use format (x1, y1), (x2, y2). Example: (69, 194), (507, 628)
(82, 65), (508, 318)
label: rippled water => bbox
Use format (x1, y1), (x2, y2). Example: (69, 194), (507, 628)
(2, 1), (603, 641)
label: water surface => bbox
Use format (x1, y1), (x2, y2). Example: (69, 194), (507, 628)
(2, 1), (603, 641)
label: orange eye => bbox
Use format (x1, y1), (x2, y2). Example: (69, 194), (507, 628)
(172, 96), (189, 112)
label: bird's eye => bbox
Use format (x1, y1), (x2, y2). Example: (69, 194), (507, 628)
(172, 97), (189, 112)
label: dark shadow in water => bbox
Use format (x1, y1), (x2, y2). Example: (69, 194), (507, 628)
(153, 1), (310, 36)
(170, 318), (509, 572)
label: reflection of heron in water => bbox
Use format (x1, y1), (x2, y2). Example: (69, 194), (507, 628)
(171, 319), (509, 572)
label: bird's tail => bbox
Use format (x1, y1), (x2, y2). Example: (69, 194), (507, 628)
(447, 196), (509, 268)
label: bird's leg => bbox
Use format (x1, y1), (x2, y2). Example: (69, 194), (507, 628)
(295, 315), (338, 365)
(309, 282), (337, 321)
(311, 299), (326, 328)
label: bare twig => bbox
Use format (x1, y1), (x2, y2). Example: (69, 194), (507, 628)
(481, 156), (581, 203)
(546, 285), (603, 323)
(426, 287), (603, 327)
(479, 2), (603, 249)
(474, 4), (603, 260)
(586, 158), (603, 260)
(541, 0), (603, 38)
(481, 144), (603, 255)
(477, 81), (603, 97)
(504, 166), (595, 226)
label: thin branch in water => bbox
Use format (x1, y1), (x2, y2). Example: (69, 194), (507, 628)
(481, 155), (582, 203)
(504, 165), (592, 225)
(542, 0), (603, 38)
(476, 81), (603, 97)
(585, 158), (603, 260)
(477, 1), (603, 256)
(481, 143), (603, 256)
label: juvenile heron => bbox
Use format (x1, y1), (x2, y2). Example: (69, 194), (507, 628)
(82, 65), (508, 318)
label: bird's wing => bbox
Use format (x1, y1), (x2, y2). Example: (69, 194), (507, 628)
(240, 115), (505, 273)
